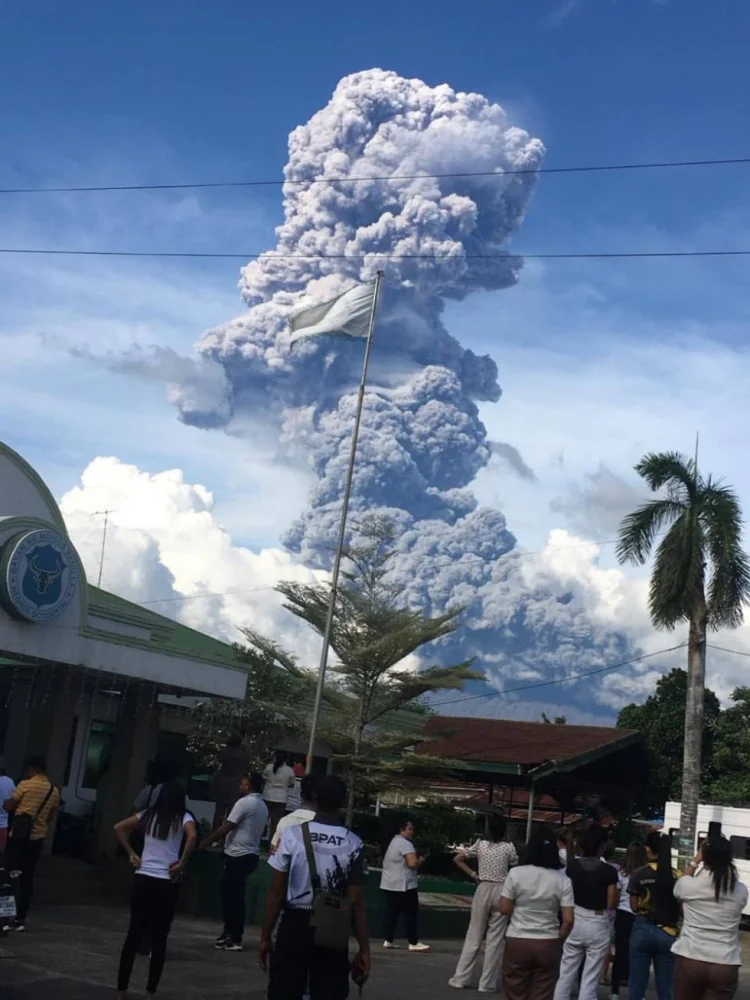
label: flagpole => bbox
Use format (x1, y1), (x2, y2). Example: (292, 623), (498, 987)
(306, 269), (383, 773)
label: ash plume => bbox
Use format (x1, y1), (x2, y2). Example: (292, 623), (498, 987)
(172, 69), (633, 709)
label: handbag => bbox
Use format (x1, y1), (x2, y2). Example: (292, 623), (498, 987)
(11, 782), (54, 843)
(301, 822), (351, 952)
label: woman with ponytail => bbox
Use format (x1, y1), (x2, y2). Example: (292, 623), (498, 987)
(113, 780), (196, 998)
(672, 837), (748, 999)
(627, 831), (679, 1000)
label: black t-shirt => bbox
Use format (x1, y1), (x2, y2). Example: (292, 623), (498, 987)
(566, 858), (617, 911)
(628, 862), (680, 931)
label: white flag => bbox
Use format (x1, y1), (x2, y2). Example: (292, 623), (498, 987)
(289, 281), (376, 347)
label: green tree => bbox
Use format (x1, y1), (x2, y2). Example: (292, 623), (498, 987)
(541, 713), (567, 725)
(617, 668), (720, 813)
(707, 687), (750, 805)
(617, 451), (750, 854)
(187, 643), (307, 773)
(246, 516), (482, 824)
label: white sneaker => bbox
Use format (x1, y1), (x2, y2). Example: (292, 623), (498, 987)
(408, 942), (431, 952)
(382, 940), (400, 949)
(448, 979), (469, 989)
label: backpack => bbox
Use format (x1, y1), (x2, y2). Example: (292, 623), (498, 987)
(301, 822), (351, 952)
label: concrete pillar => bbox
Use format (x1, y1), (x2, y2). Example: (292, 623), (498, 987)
(96, 684), (159, 857)
(1, 680), (33, 782)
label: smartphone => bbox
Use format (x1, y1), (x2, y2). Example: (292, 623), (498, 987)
(707, 821), (722, 840)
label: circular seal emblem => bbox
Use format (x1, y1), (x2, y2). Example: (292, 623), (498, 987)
(0, 529), (79, 622)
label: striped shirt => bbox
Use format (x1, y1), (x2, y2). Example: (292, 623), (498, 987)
(9, 775), (60, 840)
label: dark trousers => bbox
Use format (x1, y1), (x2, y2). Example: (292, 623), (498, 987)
(6, 836), (44, 922)
(611, 909), (634, 995)
(266, 803), (287, 843)
(220, 852), (258, 943)
(501, 936), (562, 1000)
(268, 908), (351, 1000)
(382, 888), (419, 946)
(117, 875), (178, 994)
(673, 956), (740, 1000)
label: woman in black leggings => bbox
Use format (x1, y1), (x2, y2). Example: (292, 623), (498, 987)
(114, 781), (197, 998)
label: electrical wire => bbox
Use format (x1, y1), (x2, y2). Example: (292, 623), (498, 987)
(2, 155), (750, 194)
(1, 248), (749, 261)
(431, 643), (687, 709)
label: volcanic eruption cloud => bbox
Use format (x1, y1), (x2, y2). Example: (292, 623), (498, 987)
(174, 70), (632, 712)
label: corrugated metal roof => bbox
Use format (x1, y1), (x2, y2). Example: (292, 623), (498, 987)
(419, 715), (636, 770)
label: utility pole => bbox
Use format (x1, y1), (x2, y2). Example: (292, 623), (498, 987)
(94, 509), (113, 589)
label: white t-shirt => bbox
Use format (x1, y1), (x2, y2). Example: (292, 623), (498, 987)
(263, 763), (296, 804)
(673, 870), (749, 966)
(617, 870), (634, 913)
(224, 793), (268, 858)
(271, 807), (316, 850)
(286, 778), (302, 811)
(0, 775), (17, 830)
(461, 839), (518, 882)
(136, 812), (193, 880)
(380, 835), (419, 892)
(502, 864), (574, 939)
(269, 820), (365, 909)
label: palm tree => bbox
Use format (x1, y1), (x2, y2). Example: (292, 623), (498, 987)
(617, 451), (750, 859)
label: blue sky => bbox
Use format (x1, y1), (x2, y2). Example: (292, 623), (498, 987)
(3, 0), (750, 718)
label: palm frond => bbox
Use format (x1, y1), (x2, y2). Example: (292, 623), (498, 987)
(647, 512), (704, 629)
(701, 480), (750, 628)
(634, 451), (698, 499)
(616, 498), (685, 565)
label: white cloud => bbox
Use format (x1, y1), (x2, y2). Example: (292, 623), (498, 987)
(59, 457), (325, 664)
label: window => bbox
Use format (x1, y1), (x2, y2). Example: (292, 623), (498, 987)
(63, 716), (78, 787)
(82, 720), (115, 789)
(730, 836), (750, 862)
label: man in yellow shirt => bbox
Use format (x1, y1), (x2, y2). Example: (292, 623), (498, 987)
(3, 755), (60, 931)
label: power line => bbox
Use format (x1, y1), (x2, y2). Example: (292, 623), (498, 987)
(2, 156), (750, 195)
(138, 585), (275, 606)
(1, 248), (750, 262)
(431, 643), (687, 709)
(707, 643), (750, 659)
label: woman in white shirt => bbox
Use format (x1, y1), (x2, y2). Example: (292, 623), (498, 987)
(380, 817), (430, 952)
(262, 751), (295, 842)
(114, 781), (197, 999)
(498, 825), (575, 1000)
(449, 815), (518, 992)
(672, 837), (749, 999)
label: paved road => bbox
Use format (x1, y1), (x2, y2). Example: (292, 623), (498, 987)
(1, 904), (750, 999)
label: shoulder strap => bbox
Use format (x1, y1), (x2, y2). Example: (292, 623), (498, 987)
(301, 822), (321, 892)
(32, 782), (54, 822)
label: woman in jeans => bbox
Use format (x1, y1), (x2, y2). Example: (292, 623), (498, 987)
(498, 825), (574, 1000)
(627, 832), (679, 1000)
(380, 817), (430, 952)
(553, 825), (618, 1000)
(672, 837), (748, 999)
(114, 781), (197, 999)
(611, 840), (646, 999)
(449, 815), (518, 992)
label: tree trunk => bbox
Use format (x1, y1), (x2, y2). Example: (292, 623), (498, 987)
(345, 694), (367, 827)
(678, 593), (707, 863)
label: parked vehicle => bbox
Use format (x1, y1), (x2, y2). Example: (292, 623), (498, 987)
(662, 801), (750, 916)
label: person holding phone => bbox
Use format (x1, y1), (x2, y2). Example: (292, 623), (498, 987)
(380, 816), (430, 952)
(113, 781), (196, 999)
(672, 838), (748, 999)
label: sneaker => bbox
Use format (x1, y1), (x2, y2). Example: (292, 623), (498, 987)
(214, 933), (231, 949)
(448, 979), (469, 989)
(408, 942), (431, 952)
(9, 920), (25, 932)
(382, 940), (400, 949)
(222, 942), (243, 952)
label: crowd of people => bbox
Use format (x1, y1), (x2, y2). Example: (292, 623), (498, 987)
(446, 820), (748, 1000)
(2, 743), (750, 1000)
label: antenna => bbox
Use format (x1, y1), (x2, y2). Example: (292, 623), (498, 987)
(94, 509), (113, 588)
